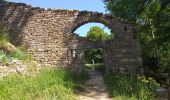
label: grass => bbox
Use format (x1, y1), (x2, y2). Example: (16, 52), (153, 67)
(0, 50), (10, 64)
(104, 73), (158, 100)
(0, 68), (89, 100)
(10, 47), (32, 62)
(0, 48), (32, 65)
(0, 27), (90, 99)
(0, 27), (32, 64)
(0, 27), (159, 100)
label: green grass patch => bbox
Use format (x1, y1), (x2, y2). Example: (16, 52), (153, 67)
(0, 68), (89, 100)
(11, 47), (32, 62)
(104, 73), (158, 100)
(0, 48), (32, 65)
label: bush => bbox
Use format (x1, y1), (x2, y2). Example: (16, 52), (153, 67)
(11, 49), (32, 62)
(104, 73), (158, 100)
(0, 50), (10, 65)
(0, 48), (32, 65)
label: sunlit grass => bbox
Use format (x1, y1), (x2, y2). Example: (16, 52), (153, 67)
(104, 73), (158, 100)
(0, 68), (89, 100)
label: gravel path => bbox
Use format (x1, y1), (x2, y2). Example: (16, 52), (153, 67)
(78, 70), (112, 100)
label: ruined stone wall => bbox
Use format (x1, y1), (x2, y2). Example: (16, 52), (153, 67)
(0, 1), (142, 73)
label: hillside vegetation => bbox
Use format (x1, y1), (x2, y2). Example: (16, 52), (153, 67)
(0, 27), (31, 65)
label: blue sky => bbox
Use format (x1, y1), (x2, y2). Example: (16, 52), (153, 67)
(10, 0), (111, 36)
(75, 23), (111, 37)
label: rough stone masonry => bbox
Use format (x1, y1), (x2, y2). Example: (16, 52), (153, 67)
(0, 1), (142, 73)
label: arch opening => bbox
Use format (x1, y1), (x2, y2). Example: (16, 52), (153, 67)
(69, 22), (114, 73)
(72, 22), (114, 41)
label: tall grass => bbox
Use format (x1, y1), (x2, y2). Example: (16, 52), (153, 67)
(0, 47), (32, 64)
(0, 68), (88, 100)
(104, 73), (158, 100)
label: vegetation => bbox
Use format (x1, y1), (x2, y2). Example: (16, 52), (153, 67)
(0, 1), (168, 99)
(104, 73), (158, 100)
(85, 26), (111, 63)
(0, 26), (89, 99)
(85, 48), (103, 63)
(0, 68), (88, 100)
(86, 26), (111, 42)
(0, 27), (31, 64)
(104, 0), (170, 73)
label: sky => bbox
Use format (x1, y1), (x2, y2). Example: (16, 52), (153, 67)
(10, 0), (111, 36)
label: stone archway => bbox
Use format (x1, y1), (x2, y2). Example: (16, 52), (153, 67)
(68, 12), (142, 73)
(0, 1), (142, 73)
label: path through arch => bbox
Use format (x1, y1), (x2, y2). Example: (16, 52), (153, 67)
(77, 70), (112, 100)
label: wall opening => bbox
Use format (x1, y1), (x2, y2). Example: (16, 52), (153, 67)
(71, 22), (114, 73)
(84, 48), (105, 73)
(73, 22), (113, 40)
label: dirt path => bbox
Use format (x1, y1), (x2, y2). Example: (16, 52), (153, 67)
(78, 70), (112, 100)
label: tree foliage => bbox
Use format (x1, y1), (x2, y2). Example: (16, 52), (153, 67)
(104, 0), (170, 72)
(86, 26), (110, 41)
(85, 26), (111, 63)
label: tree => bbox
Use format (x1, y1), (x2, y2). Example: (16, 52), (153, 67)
(86, 26), (110, 41)
(104, 0), (170, 72)
(85, 26), (111, 63)
(104, 0), (143, 22)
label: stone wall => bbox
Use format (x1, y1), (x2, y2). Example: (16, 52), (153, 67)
(0, 1), (142, 73)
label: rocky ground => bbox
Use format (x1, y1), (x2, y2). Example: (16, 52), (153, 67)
(0, 60), (41, 79)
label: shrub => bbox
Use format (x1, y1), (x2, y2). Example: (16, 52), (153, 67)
(11, 49), (32, 62)
(0, 50), (10, 65)
(104, 73), (158, 100)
